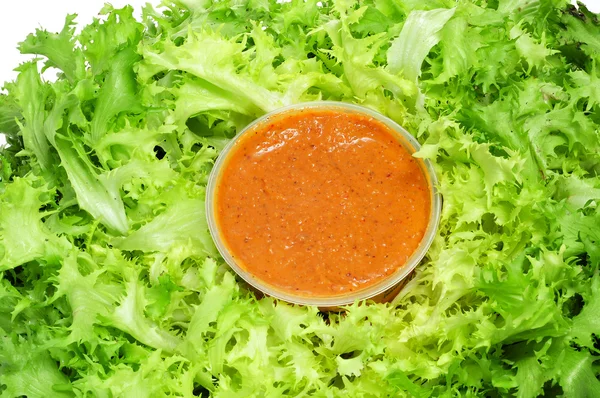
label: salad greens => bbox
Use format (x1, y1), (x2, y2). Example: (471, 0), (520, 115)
(1, 0), (599, 396)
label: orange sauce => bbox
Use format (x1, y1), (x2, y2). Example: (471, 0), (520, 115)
(215, 108), (430, 297)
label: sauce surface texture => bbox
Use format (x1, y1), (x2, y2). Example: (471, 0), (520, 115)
(215, 109), (430, 297)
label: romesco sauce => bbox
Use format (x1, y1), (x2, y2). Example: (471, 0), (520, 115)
(214, 108), (430, 298)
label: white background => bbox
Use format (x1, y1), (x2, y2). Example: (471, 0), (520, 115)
(0, 0), (599, 144)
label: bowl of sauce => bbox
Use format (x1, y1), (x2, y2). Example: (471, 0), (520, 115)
(207, 102), (441, 307)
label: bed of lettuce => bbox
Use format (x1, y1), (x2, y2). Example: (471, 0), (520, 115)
(0, 0), (599, 396)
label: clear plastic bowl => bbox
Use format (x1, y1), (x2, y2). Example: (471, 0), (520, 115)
(206, 101), (441, 307)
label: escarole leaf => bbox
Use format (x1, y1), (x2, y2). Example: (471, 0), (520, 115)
(387, 7), (456, 106)
(18, 14), (85, 83)
(0, 177), (69, 271)
(0, 334), (73, 398)
(12, 63), (53, 171)
(114, 198), (217, 257)
(139, 31), (286, 114)
(53, 137), (129, 234)
(90, 46), (143, 145)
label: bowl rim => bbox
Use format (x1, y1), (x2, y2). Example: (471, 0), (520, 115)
(206, 100), (442, 307)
